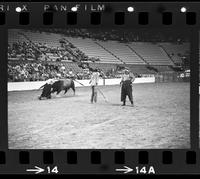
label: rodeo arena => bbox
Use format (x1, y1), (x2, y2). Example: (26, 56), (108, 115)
(8, 29), (190, 149)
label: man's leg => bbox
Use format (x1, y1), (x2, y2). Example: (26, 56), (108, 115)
(128, 89), (134, 106)
(94, 87), (97, 103)
(91, 86), (94, 103)
(121, 85), (126, 106)
(122, 98), (126, 106)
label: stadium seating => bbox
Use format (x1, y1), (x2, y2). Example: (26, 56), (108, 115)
(128, 42), (174, 66)
(127, 65), (155, 74)
(151, 65), (174, 72)
(9, 30), (65, 62)
(22, 30), (62, 48)
(97, 41), (145, 64)
(9, 30), (188, 67)
(8, 29), (28, 45)
(159, 43), (190, 65)
(65, 37), (121, 64)
(88, 63), (117, 73)
(65, 37), (183, 66)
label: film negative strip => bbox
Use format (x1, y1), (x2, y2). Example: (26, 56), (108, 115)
(0, 1), (199, 175)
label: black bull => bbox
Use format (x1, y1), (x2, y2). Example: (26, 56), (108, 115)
(39, 79), (76, 99)
(51, 79), (75, 95)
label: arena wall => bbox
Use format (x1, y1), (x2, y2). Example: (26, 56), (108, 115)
(7, 77), (156, 91)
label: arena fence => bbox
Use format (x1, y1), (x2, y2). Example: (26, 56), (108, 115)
(155, 72), (190, 83)
(7, 73), (189, 92)
(7, 77), (156, 91)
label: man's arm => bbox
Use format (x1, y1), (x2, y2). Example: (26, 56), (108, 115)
(120, 76), (123, 86)
(89, 74), (93, 84)
(131, 75), (135, 83)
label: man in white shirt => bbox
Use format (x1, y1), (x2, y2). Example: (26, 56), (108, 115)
(89, 69), (100, 103)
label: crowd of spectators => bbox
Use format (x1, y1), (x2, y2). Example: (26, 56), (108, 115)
(8, 40), (76, 62)
(8, 61), (112, 82)
(8, 62), (60, 82)
(8, 41), (40, 60)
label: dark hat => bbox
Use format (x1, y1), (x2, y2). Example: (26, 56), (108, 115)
(92, 68), (98, 72)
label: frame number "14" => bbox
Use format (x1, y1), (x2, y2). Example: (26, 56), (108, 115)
(47, 166), (59, 174)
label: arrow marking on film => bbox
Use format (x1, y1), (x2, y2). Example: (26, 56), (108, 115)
(26, 166), (45, 174)
(115, 166), (133, 174)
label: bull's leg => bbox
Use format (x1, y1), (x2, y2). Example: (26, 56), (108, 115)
(71, 82), (75, 95)
(51, 88), (56, 94)
(56, 89), (62, 95)
(71, 87), (75, 95)
(47, 94), (51, 99)
(56, 85), (63, 95)
(64, 88), (69, 94)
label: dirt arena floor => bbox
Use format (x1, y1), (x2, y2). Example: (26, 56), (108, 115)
(8, 82), (190, 149)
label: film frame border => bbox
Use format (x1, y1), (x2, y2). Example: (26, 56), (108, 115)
(0, 2), (199, 174)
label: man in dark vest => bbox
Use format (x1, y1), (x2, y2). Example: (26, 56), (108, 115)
(120, 69), (135, 107)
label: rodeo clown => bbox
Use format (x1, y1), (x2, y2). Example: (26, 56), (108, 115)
(120, 68), (135, 107)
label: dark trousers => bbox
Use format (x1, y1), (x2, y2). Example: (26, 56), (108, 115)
(91, 86), (97, 103)
(121, 80), (133, 105)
